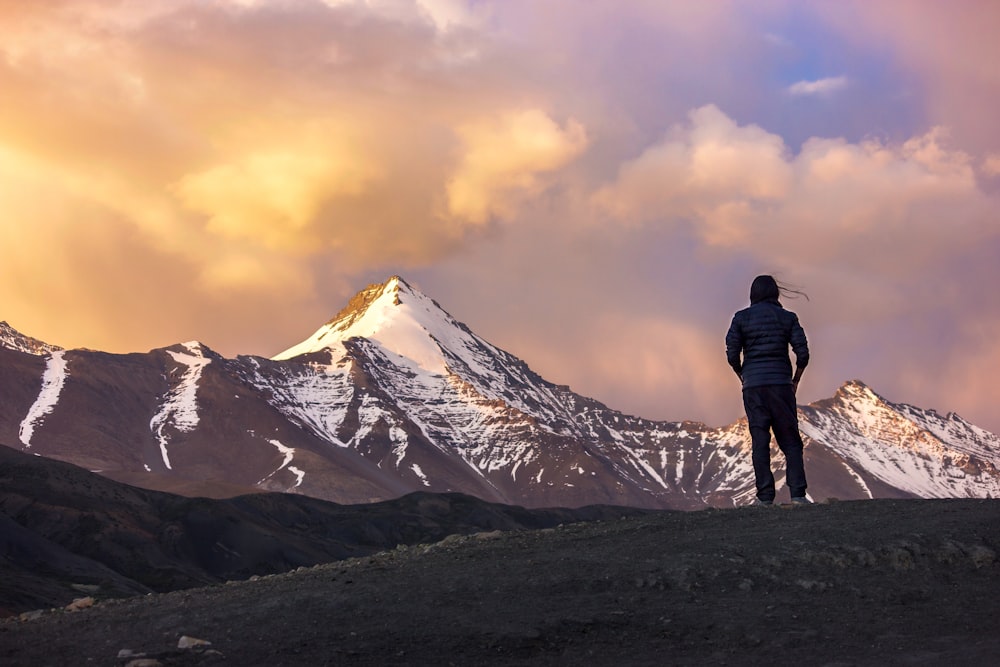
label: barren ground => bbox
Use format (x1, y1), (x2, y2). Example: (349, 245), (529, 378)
(2, 498), (998, 666)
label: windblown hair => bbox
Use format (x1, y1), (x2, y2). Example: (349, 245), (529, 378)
(749, 275), (809, 304)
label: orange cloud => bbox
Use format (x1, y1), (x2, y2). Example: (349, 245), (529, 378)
(174, 121), (382, 255)
(447, 109), (588, 225)
(0, 1), (518, 300)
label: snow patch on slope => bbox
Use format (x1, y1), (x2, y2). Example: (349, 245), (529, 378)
(18, 350), (69, 448)
(257, 439), (304, 489)
(149, 343), (211, 470)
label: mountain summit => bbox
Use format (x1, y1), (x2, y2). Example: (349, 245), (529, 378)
(273, 276), (478, 376)
(2, 278), (999, 509)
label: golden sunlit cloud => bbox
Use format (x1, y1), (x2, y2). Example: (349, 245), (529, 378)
(0, 0), (525, 302)
(446, 109), (588, 225)
(174, 122), (381, 254)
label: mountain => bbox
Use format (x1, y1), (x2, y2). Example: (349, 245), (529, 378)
(2, 276), (998, 509)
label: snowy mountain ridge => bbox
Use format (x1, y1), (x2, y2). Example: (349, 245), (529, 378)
(1, 277), (998, 509)
(0, 320), (63, 356)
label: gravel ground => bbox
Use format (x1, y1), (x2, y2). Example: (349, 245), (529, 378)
(2, 498), (998, 666)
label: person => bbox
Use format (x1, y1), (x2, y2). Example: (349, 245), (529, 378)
(725, 275), (810, 506)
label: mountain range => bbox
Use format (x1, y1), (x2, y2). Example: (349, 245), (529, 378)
(2, 276), (998, 509)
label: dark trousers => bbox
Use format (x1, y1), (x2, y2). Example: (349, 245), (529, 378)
(742, 384), (807, 502)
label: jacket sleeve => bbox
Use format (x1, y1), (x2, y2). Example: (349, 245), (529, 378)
(725, 314), (743, 376)
(790, 314), (809, 369)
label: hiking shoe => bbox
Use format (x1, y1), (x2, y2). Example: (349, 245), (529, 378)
(791, 496), (812, 505)
(752, 498), (774, 507)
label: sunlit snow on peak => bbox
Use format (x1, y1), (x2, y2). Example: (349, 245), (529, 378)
(273, 276), (456, 375)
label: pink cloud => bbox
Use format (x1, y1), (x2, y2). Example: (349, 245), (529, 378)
(595, 106), (991, 276)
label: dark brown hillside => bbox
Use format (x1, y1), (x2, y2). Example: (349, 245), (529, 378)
(2, 495), (998, 666)
(0, 445), (649, 616)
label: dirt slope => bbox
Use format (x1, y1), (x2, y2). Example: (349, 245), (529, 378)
(2, 498), (998, 666)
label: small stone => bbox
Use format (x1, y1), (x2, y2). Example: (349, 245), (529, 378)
(969, 545), (996, 568)
(65, 597), (95, 612)
(178, 635), (212, 649)
(18, 610), (45, 622)
(117, 648), (145, 659)
(473, 530), (504, 541)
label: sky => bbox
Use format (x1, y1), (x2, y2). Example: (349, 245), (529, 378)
(2, 0), (999, 433)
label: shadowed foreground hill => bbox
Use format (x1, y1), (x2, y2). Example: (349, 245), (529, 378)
(0, 445), (650, 617)
(2, 491), (998, 664)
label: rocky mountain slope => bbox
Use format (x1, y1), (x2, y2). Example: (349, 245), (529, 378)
(2, 277), (998, 509)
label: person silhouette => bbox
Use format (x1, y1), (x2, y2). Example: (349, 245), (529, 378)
(725, 275), (810, 506)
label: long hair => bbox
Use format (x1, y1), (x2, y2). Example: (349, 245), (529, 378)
(749, 275), (809, 304)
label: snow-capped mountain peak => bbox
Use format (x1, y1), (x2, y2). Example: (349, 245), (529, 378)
(273, 276), (467, 375)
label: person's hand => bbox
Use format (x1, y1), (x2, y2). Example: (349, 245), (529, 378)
(792, 367), (804, 394)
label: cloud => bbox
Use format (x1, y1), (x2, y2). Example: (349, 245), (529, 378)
(593, 105), (792, 242)
(583, 315), (741, 424)
(595, 105), (989, 271)
(447, 109), (588, 225)
(787, 76), (849, 97)
(982, 154), (1000, 176)
(173, 121), (382, 255)
(317, 0), (485, 31)
(0, 1), (528, 297)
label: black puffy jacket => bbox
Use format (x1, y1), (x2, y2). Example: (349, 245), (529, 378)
(726, 298), (809, 389)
